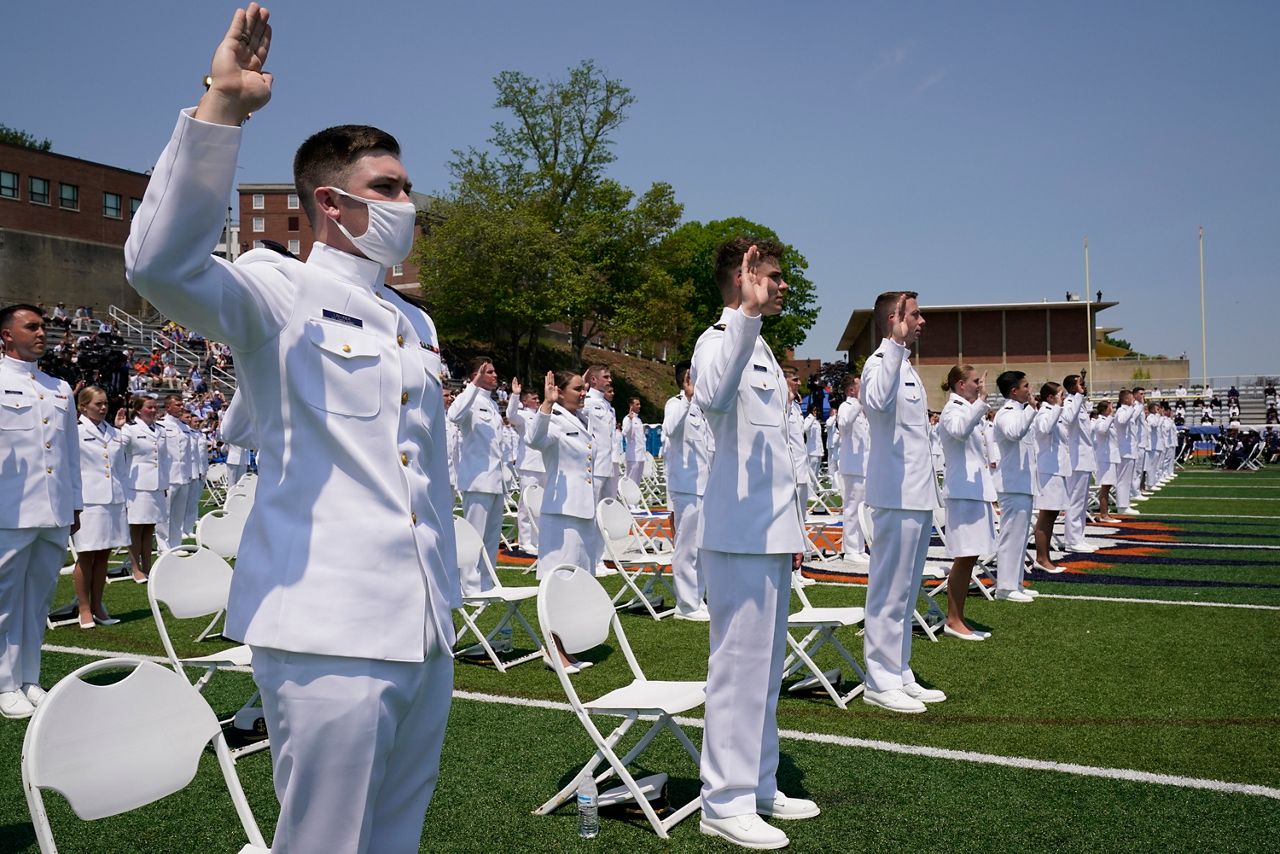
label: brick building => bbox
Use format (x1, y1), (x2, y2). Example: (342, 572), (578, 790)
(237, 183), (432, 292)
(0, 141), (151, 312)
(837, 298), (1190, 409)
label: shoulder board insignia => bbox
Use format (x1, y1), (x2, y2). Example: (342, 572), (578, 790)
(711, 323), (726, 331)
(870, 353), (883, 359)
(259, 239), (298, 259)
(384, 286), (430, 311)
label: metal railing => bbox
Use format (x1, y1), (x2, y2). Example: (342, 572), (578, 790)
(108, 305), (237, 394)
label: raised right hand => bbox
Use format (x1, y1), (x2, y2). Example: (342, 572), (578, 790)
(739, 245), (770, 316)
(889, 293), (911, 344)
(195, 3), (274, 126)
(542, 371), (558, 408)
(510, 376), (522, 396)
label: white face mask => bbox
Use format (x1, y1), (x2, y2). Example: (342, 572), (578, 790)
(324, 186), (417, 267)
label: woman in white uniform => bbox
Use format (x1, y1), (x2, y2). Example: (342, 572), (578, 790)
(121, 394), (170, 582)
(1032, 382), (1067, 573)
(1093, 401), (1120, 521)
(526, 370), (596, 672)
(71, 387), (129, 628)
(937, 366), (995, 641)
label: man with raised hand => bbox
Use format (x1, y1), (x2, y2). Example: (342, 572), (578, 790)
(661, 360), (713, 620)
(992, 371), (1040, 602)
(693, 239), (816, 849)
(860, 291), (945, 714)
(448, 356), (506, 595)
(124, 6), (458, 851)
(505, 376), (545, 558)
(1061, 373), (1096, 553)
(836, 375), (870, 564)
(622, 396), (646, 489)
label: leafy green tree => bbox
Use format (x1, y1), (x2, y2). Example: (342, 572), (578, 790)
(0, 124), (51, 151)
(658, 217), (819, 360)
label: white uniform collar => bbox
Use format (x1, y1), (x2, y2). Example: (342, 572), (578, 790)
(586, 387), (604, 401)
(947, 392), (968, 408)
(0, 356), (38, 375)
(306, 241), (386, 294)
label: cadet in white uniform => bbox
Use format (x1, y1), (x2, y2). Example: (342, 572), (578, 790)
(661, 360), (713, 621)
(124, 8), (459, 849)
(937, 365), (995, 640)
(1061, 374), (1096, 553)
(121, 395), (169, 582)
(505, 377), (545, 556)
(693, 240), (819, 850)
(836, 375), (870, 563)
(1131, 387), (1149, 498)
(992, 371), (1042, 602)
(1114, 389), (1140, 514)
(802, 403), (824, 487)
(447, 357), (506, 595)
(156, 394), (192, 552)
(582, 365), (618, 503)
(622, 397), (646, 488)
(1093, 401), (1119, 521)
(1032, 382), (1068, 572)
(860, 291), (947, 715)
(0, 304), (82, 720)
(220, 390), (253, 486)
(824, 406), (840, 474)
(183, 413), (206, 536)
(71, 386), (129, 629)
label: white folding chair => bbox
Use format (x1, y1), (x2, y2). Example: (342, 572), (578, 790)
(205, 461), (229, 506)
(859, 502), (941, 642)
(617, 479), (674, 554)
(533, 565), (704, 839)
(639, 452), (665, 508)
(597, 498), (675, 620)
(22, 657), (268, 854)
(452, 517), (543, 671)
(196, 507), (248, 560)
(783, 585), (868, 709)
(147, 546), (267, 758)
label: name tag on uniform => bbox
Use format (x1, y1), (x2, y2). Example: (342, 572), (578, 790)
(321, 309), (364, 328)
(566, 430), (580, 436)
(753, 364), (769, 372)
(905, 381), (916, 387)
(4, 389), (23, 396)
(420, 341), (439, 353)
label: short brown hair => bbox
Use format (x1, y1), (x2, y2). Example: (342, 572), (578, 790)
(713, 236), (787, 295)
(294, 125), (402, 225)
(873, 291), (919, 340)
(583, 364), (610, 385)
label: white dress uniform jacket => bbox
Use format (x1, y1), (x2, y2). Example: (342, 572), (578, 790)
(938, 393), (995, 502)
(1035, 402), (1070, 476)
(1116, 402), (1138, 459)
(76, 416), (127, 506)
(582, 388), (616, 479)
(860, 339), (940, 511)
(803, 413), (822, 459)
(1094, 414), (1119, 472)
(1066, 392), (1096, 473)
(0, 358), (81, 528)
(505, 396), (545, 474)
(121, 420), (169, 493)
(526, 405), (596, 520)
(158, 414), (192, 488)
(693, 308), (806, 554)
(836, 396), (869, 477)
(447, 382), (505, 494)
(992, 400), (1039, 496)
(622, 412), (646, 462)
(124, 109), (459, 661)
(662, 393), (713, 497)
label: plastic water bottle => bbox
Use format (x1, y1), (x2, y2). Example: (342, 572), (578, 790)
(576, 774), (599, 839)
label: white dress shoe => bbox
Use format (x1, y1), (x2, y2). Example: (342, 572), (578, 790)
(1023, 587), (1041, 597)
(863, 688), (927, 714)
(21, 684), (47, 707)
(674, 606), (711, 622)
(1033, 562), (1065, 574)
(841, 552), (871, 565)
(757, 792), (820, 820)
(943, 624), (986, 641)
(901, 681), (947, 703)
(791, 571), (816, 587)
(995, 589), (1035, 603)
(0, 690), (35, 719)
(701, 813), (789, 849)
(1065, 542), (1097, 553)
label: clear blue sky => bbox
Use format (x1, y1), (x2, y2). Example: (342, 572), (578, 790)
(5, 1), (1277, 379)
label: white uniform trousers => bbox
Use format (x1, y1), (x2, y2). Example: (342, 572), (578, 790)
(228, 462), (247, 487)
(1143, 450), (1159, 489)
(808, 457), (823, 490)
(157, 480), (190, 552)
(460, 491), (503, 595)
(1063, 471), (1091, 547)
(0, 527), (69, 692)
(1131, 453), (1144, 494)
(1163, 448), (1175, 479)
(588, 478), (611, 571)
(516, 470), (546, 550)
(624, 460), (644, 488)
(252, 646), (453, 854)
(1116, 459), (1136, 510)
(699, 550), (791, 819)
(863, 508), (932, 692)
(994, 493), (1033, 592)
(535, 513), (594, 579)
(667, 490), (706, 614)
(840, 475), (867, 557)
(185, 476), (202, 535)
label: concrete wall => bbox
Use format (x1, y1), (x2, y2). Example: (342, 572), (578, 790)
(0, 229), (145, 315)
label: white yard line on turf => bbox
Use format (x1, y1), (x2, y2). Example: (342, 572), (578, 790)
(1033, 594), (1280, 611)
(42, 642), (1280, 801)
(1157, 485), (1280, 490)
(1132, 513), (1280, 520)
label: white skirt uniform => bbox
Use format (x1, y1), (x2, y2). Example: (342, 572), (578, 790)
(126, 488), (168, 525)
(944, 497), (996, 558)
(1035, 472), (1068, 511)
(72, 503), (129, 551)
(1097, 462), (1118, 486)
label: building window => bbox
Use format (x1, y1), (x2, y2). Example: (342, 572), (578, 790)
(129, 197), (142, 219)
(287, 239), (301, 254)
(103, 192), (123, 219)
(287, 216), (299, 232)
(0, 171), (17, 199)
(391, 264), (404, 277)
(252, 217), (265, 233)
(29, 176), (50, 205)
(252, 193), (264, 210)
(59, 183), (79, 210)
(252, 240), (264, 249)
(287, 193), (299, 209)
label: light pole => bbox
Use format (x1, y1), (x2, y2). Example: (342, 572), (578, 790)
(1084, 235), (1094, 394)
(1198, 226), (1208, 390)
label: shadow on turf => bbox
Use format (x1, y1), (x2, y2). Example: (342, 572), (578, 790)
(0, 822), (36, 852)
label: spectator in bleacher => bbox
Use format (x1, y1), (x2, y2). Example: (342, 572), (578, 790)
(0, 304), (82, 720)
(70, 386), (129, 629)
(1228, 385), (1239, 403)
(49, 302), (69, 328)
(1175, 384), (1187, 398)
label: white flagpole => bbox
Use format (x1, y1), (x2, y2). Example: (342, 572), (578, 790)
(1199, 226), (1208, 389)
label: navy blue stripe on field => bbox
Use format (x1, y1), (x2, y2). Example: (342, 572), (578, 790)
(1056, 553), (1279, 570)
